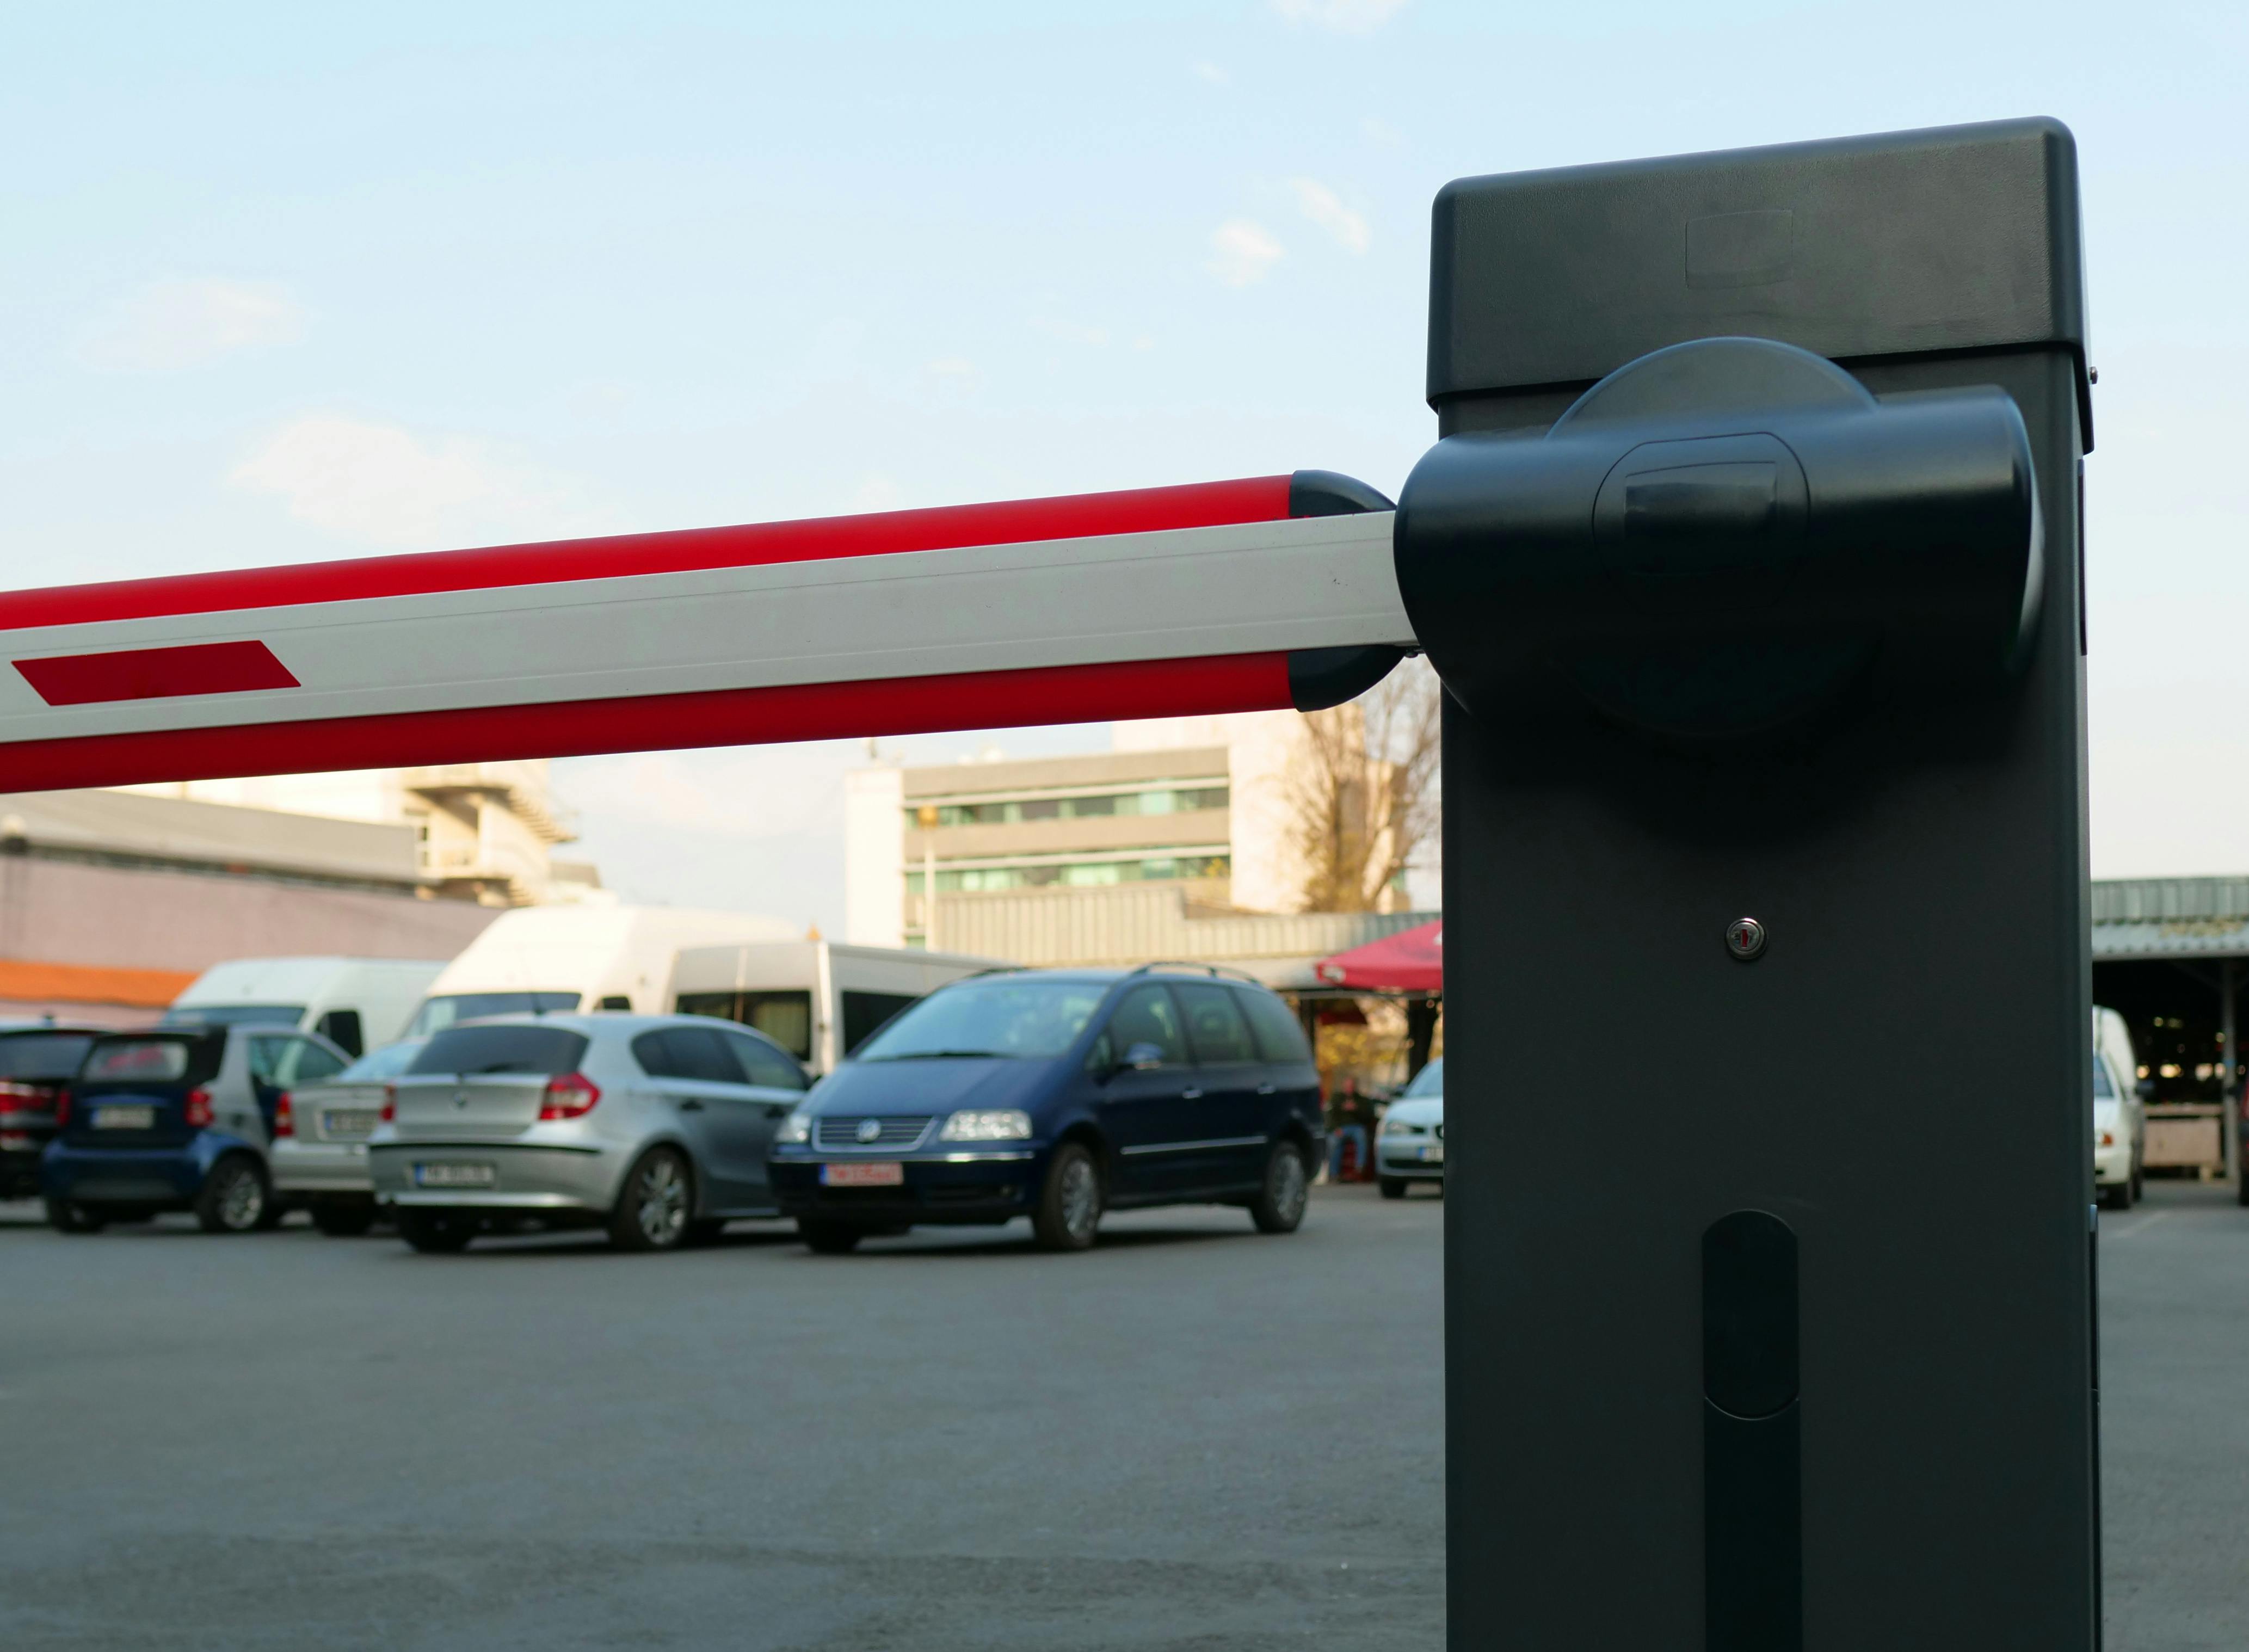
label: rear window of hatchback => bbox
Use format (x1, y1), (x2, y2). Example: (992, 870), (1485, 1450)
(80, 1034), (220, 1087)
(0, 1031), (98, 1081)
(410, 1025), (590, 1076)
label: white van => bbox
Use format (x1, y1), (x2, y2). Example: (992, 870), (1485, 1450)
(403, 907), (800, 1039)
(671, 940), (1003, 1075)
(163, 957), (448, 1057)
(2093, 1004), (2146, 1209)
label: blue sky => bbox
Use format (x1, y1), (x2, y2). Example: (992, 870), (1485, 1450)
(5, 1), (2245, 929)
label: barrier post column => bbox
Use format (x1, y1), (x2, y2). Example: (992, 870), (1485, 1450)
(1412, 121), (2097, 1649)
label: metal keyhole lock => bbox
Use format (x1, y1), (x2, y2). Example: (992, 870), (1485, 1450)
(1725, 917), (1767, 961)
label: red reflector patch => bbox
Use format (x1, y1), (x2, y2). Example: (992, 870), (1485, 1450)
(14, 640), (300, 707)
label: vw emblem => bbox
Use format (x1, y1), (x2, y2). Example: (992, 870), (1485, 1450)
(854, 1118), (883, 1144)
(1724, 916), (1767, 961)
(452, 1090), (469, 1109)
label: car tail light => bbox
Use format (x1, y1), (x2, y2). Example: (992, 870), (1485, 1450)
(0, 1081), (34, 1116)
(183, 1088), (214, 1129)
(2097, 1130), (2115, 1148)
(380, 1084), (396, 1123)
(53, 1087), (71, 1127)
(538, 1072), (601, 1120)
(274, 1092), (294, 1138)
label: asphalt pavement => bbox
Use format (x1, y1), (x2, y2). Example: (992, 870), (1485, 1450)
(0, 1184), (1446, 1651)
(4, 1177), (2243, 1650)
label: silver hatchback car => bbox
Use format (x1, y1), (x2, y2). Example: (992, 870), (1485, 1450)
(368, 1013), (809, 1253)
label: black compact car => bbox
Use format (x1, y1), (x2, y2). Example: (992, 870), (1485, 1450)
(0, 1023), (106, 1199)
(768, 965), (1324, 1252)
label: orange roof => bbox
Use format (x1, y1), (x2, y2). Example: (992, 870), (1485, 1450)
(0, 958), (199, 1009)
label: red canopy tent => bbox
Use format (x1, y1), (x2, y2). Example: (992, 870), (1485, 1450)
(1313, 920), (1442, 994)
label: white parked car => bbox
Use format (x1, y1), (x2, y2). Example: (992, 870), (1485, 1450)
(1377, 1057), (1445, 1198)
(2093, 1006), (2145, 1209)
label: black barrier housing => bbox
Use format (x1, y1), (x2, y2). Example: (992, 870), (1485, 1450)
(1414, 119), (2095, 1649)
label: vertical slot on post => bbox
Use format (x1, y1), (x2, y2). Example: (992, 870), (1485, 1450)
(1703, 1209), (1802, 1651)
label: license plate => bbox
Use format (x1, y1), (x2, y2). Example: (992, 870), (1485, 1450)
(94, 1105), (155, 1130)
(821, 1161), (903, 1187)
(1419, 1143), (1445, 1163)
(324, 1109), (381, 1137)
(414, 1161), (497, 1188)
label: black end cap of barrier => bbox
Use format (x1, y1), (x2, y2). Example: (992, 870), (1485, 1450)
(1289, 645), (1408, 712)
(1290, 469), (1395, 518)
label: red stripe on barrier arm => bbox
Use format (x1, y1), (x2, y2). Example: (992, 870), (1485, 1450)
(14, 639), (300, 706)
(0, 652), (1295, 793)
(0, 477), (1296, 632)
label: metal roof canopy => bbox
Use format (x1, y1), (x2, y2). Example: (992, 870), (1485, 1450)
(2093, 876), (2249, 960)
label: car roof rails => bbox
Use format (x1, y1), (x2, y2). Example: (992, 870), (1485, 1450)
(1127, 960), (1267, 988)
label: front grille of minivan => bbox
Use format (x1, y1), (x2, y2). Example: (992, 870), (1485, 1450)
(815, 1115), (933, 1151)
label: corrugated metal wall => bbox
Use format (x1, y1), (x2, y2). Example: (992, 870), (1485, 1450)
(927, 884), (1433, 982)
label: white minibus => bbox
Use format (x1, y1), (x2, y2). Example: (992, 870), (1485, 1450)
(163, 957), (448, 1056)
(402, 906), (799, 1038)
(670, 940), (1004, 1075)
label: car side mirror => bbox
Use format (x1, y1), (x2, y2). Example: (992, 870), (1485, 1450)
(1123, 1041), (1167, 1072)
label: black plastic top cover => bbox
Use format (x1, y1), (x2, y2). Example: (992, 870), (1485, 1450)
(1394, 337), (2041, 740)
(1428, 119), (2091, 445)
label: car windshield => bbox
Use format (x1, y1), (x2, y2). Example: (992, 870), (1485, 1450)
(409, 1025), (590, 1076)
(405, 992), (581, 1038)
(853, 979), (1107, 1062)
(335, 1039), (428, 1083)
(161, 1003), (305, 1030)
(0, 1032), (98, 1081)
(1402, 1057), (1444, 1099)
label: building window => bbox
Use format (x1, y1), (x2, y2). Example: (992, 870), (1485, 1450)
(904, 785), (1228, 829)
(907, 854), (1230, 895)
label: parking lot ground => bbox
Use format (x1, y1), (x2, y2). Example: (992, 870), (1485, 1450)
(0, 1183), (1446, 1651)
(2100, 1178), (2249, 1651)
(8, 1174), (2241, 1650)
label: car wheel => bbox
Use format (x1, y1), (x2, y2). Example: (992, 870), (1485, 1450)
(194, 1156), (269, 1234)
(1250, 1139), (1312, 1234)
(311, 1201), (378, 1238)
(397, 1209), (477, 1253)
(45, 1197), (107, 1234)
(1032, 1142), (1104, 1252)
(608, 1146), (693, 1252)
(1378, 1176), (1407, 1200)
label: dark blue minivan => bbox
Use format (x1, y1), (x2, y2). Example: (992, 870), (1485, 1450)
(767, 965), (1324, 1252)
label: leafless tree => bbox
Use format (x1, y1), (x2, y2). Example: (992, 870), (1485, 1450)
(1284, 655), (1444, 913)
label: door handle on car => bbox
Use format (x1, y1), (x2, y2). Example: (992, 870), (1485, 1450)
(1256, 1083), (1277, 1095)
(763, 1104), (791, 1118)
(676, 1097), (705, 1112)
(1182, 1088), (1204, 1101)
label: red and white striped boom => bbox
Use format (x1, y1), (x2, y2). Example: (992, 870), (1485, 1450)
(0, 473), (1413, 792)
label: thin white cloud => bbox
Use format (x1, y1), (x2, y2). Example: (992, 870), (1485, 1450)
(1189, 59), (1230, 85)
(1270, 0), (1409, 33)
(230, 413), (613, 550)
(1360, 115), (1405, 148)
(1289, 177), (1371, 253)
(81, 277), (307, 372)
(854, 473), (902, 510)
(1206, 219), (1285, 288)
(924, 356), (980, 384)
(1031, 317), (1111, 348)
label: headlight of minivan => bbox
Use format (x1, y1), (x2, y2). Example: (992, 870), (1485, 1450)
(940, 1109), (1033, 1142)
(1382, 1117), (1425, 1136)
(775, 1111), (811, 1145)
